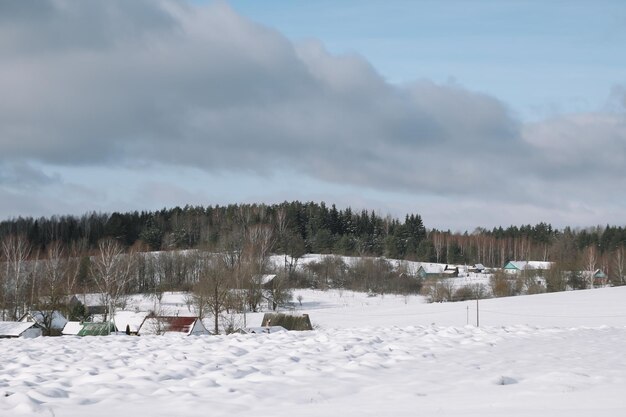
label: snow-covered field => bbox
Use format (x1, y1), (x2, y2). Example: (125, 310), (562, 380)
(3, 287), (626, 416)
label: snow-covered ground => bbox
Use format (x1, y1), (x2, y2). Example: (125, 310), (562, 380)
(2, 287), (626, 416)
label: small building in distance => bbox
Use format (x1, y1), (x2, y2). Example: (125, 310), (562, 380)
(261, 313), (313, 331)
(138, 316), (210, 336)
(0, 321), (43, 339)
(583, 269), (609, 287)
(68, 293), (107, 316)
(416, 264), (444, 279)
(503, 261), (553, 274)
(19, 310), (68, 336)
(61, 321), (117, 336)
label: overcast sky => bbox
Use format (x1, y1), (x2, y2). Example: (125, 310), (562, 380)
(0, 0), (624, 231)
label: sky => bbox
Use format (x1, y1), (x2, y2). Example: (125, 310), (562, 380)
(0, 0), (625, 231)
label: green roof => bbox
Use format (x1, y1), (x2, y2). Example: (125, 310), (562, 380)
(77, 322), (116, 336)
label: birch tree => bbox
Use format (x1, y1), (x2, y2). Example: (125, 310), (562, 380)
(614, 246), (625, 285)
(584, 245), (597, 289)
(1, 235), (32, 319)
(90, 239), (134, 322)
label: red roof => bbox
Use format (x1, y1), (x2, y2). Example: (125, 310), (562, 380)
(162, 316), (196, 333)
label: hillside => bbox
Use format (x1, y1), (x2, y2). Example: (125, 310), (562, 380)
(2, 287), (626, 416)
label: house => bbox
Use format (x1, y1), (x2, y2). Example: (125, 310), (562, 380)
(416, 264), (445, 279)
(19, 310), (68, 336)
(68, 293), (107, 316)
(503, 261), (553, 274)
(0, 321), (43, 338)
(582, 269), (609, 287)
(416, 264), (461, 279)
(138, 316), (210, 336)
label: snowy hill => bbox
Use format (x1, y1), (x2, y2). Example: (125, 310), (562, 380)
(2, 287), (626, 416)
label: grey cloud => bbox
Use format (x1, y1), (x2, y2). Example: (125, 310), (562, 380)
(524, 112), (626, 179)
(0, 0), (179, 54)
(0, 162), (59, 188)
(0, 0), (624, 211)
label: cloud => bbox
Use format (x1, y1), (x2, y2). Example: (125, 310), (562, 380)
(0, 0), (624, 226)
(0, 161), (59, 188)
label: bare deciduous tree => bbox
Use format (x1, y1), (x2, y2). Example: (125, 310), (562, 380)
(265, 274), (292, 311)
(614, 246), (625, 285)
(584, 245), (597, 289)
(91, 239), (134, 322)
(193, 254), (232, 334)
(1, 234), (32, 319)
(33, 241), (70, 334)
(432, 232), (444, 263)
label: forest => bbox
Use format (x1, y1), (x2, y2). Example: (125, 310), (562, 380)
(1, 201), (624, 268)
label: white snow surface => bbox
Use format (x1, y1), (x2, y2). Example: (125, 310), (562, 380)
(3, 287), (626, 416)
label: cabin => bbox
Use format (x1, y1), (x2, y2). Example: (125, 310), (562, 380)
(138, 316), (210, 336)
(0, 321), (43, 339)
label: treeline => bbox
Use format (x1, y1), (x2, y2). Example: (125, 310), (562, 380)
(1, 203), (625, 271)
(0, 202), (426, 259)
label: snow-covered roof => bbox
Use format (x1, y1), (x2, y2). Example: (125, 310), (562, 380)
(62, 321), (84, 336)
(20, 311), (68, 330)
(417, 263), (445, 274)
(505, 261), (553, 271)
(0, 321), (41, 337)
(139, 316), (209, 336)
(114, 311), (151, 333)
